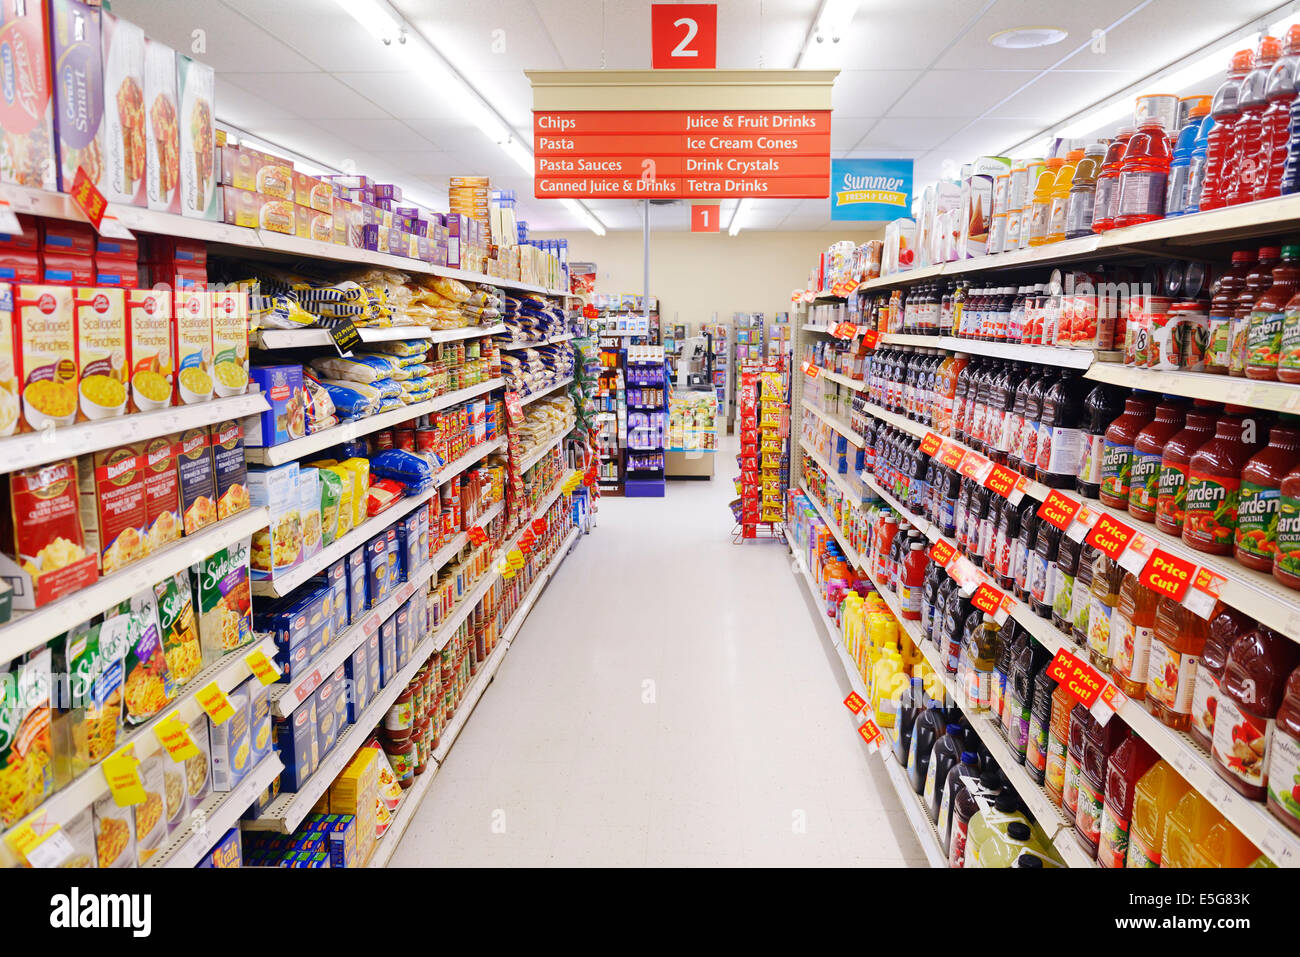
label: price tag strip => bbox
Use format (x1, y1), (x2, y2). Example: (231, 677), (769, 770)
(857, 717), (884, 753)
(843, 692), (866, 714)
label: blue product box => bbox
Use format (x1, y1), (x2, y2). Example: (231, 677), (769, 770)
(329, 663), (349, 739)
(366, 535), (389, 608)
(273, 699), (319, 792)
(384, 527), (399, 592)
(248, 365), (306, 447)
(313, 675), (342, 759)
(346, 548), (367, 621)
(395, 513), (421, 582)
(379, 618), (397, 686)
(364, 631), (381, 695)
(393, 603), (412, 669)
(345, 644), (371, 721)
(249, 681), (271, 763)
(257, 585), (332, 679)
(201, 828), (242, 868)
(314, 559), (349, 639)
(310, 813), (358, 868)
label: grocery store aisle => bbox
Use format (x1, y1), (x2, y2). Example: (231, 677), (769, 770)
(390, 436), (923, 867)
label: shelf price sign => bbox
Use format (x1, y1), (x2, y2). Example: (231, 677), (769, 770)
(938, 442), (965, 471)
(984, 464), (1024, 503)
(861, 328), (880, 350)
(1138, 548), (1196, 603)
(831, 322), (858, 340)
(857, 718), (884, 753)
(843, 692), (866, 714)
(1037, 489), (1082, 531)
(1184, 567), (1228, 620)
(930, 539), (956, 567)
(919, 432), (943, 458)
(1046, 648), (1105, 709)
(1085, 513), (1137, 560)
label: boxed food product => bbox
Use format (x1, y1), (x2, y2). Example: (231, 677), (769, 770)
(211, 287), (249, 395)
(177, 54), (217, 220)
(294, 170), (333, 212)
(203, 828), (242, 868)
(51, 622), (124, 786)
(345, 547), (366, 623)
(210, 419), (250, 521)
(378, 617), (396, 685)
(209, 681), (250, 791)
(395, 511), (421, 581)
(328, 746), (377, 864)
(49, 0), (104, 193)
(134, 752), (168, 865)
(384, 525), (399, 592)
(109, 590), (175, 724)
(314, 670), (342, 757)
(0, 286), (16, 438)
(273, 696), (318, 791)
(13, 284), (77, 433)
(958, 155), (1012, 259)
(162, 750), (185, 835)
(220, 186), (297, 233)
(190, 537), (254, 665)
(1, 458), (98, 608)
(125, 287), (173, 411)
(248, 679), (271, 764)
(0, 0), (56, 190)
(143, 38), (179, 212)
(393, 602), (411, 669)
(137, 435), (181, 552)
(172, 286), (212, 405)
(345, 643), (370, 720)
(218, 144), (291, 196)
(184, 710), (211, 814)
(76, 445), (148, 574)
(73, 287), (127, 421)
(248, 462), (302, 580)
(247, 364), (306, 447)
(100, 10), (146, 206)
(153, 569), (201, 686)
(298, 466), (321, 563)
(321, 559), (348, 636)
(365, 533), (388, 608)
(256, 586), (326, 679)
(92, 789), (135, 869)
(176, 426), (217, 535)
(41, 250), (93, 285)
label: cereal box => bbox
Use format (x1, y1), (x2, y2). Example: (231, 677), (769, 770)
(48, 0), (104, 193)
(137, 435), (180, 552)
(0, 0), (56, 190)
(177, 54), (216, 220)
(211, 419), (249, 520)
(13, 284), (77, 433)
(1, 458), (98, 608)
(190, 537), (254, 665)
(210, 286), (248, 395)
(209, 681), (250, 791)
(298, 466), (321, 563)
(91, 789), (135, 869)
(76, 445), (147, 574)
(248, 462), (301, 580)
(73, 286), (127, 421)
(176, 426), (217, 535)
(247, 364), (305, 447)
(134, 752), (167, 865)
(153, 569), (201, 685)
(100, 10), (145, 206)
(173, 287), (212, 404)
(0, 284), (17, 436)
(184, 710), (211, 814)
(0, 648), (54, 827)
(125, 288), (173, 411)
(143, 38), (179, 213)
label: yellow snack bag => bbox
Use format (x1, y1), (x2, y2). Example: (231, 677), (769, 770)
(338, 457), (370, 527)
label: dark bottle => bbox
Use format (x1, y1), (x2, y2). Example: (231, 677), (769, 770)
(1026, 662), (1060, 786)
(991, 618), (1019, 729)
(924, 723), (967, 823)
(1028, 521), (1063, 619)
(1007, 639), (1051, 765)
(1070, 544), (1099, 650)
(1019, 369), (1052, 479)
(1036, 369), (1090, 488)
(908, 707), (946, 794)
(993, 492), (1022, 590)
(1078, 383), (1128, 499)
(1052, 533), (1082, 634)
(981, 494), (1005, 576)
(1013, 497), (1041, 601)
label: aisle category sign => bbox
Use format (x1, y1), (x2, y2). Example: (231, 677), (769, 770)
(533, 110), (832, 198)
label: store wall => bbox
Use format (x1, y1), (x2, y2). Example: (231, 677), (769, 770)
(530, 228), (884, 329)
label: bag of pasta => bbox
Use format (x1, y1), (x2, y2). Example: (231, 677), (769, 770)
(0, 648), (54, 827)
(318, 467), (343, 547)
(320, 380), (381, 420)
(366, 339), (428, 359)
(153, 572), (203, 686)
(429, 276), (472, 303)
(51, 622), (126, 787)
(309, 354), (400, 384)
(302, 371), (337, 433)
(108, 591), (177, 725)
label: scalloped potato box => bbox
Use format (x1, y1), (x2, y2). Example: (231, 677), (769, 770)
(172, 287), (212, 405)
(210, 288), (248, 395)
(0, 458), (98, 609)
(126, 288), (173, 412)
(73, 286), (127, 422)
(12, 284), (77, 434)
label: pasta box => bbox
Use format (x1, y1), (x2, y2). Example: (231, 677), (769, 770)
(363, 629), (381, 698)
(0, 0), (57, 190)
(365, 533), (388, 608)
(344, 642), (371, 721)
(100, 10), (146, 206)
(209, 681), (250, 792)
(298, 466), (321, 563)
(394, 512), (421, 581)
(177, 54), (217, 220)
(272, 697), (318, 792)
(309, 813), (359, 868)
(315, 558), (348, 636)
(255, 586), (328, 680)
(378, 617), (397, 687)
(393, 602), (412, 670)
(313, 670), (343, 757)
(345, 547), (367, 623)
(247, 462), (301, 581)
(248, 364), (305, 447)
(49, 0), (104, 193)
(384, 526), (399, 592)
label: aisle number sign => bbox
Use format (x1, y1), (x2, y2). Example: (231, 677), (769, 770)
(691, 203), (720, 232)
(651, 4), (717, 68)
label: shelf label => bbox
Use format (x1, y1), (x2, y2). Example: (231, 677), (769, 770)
(3, 814), (74, 868)
(1139, 548), (1196, 603)
(1091, 682), (1130, 727)
(532, 517), (548, 535)
(919, 432), (943, 458)
(0, 200), (21, 234)
(102, 746), (147, 807)
(1066, 504), (1100, 543)
(69, 166), (108, 229)
(930, 539), (956, 567)
(832, 322), (858, 340)
(801, 360), (819, 378)
(1037, 489), (1081, 531)
(507, 548), (525, 569)
(294, 668), (324, 703)
(1183, 566), (1227, 620)
(196, 682), (236, 725)
(971, 582), (1003, 617)
(1118, 530), (1157, 575)
(843, 691), (866, 714)
(326, 318), (361, 357)
(959, 452), (993, 484)
(364, 611), (383, 635)
(467, 526), (488, 547)
(861, 328), (880, 350)
(857, 717), (883, 752)
(1085, 513), (1136, 560)
(154, 711), (199, 762)
(245, 649), (281, 686)
(984, 464), (1020, 500)
(938, 442), (965, 470)
(1046, 648), (1105, 708)
(519, 535), (534, 555)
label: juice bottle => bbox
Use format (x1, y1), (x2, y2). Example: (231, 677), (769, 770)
(990, 617), (1018, 727)
(1212, 624), (1300, 800)
(924, 722), (965, 822)
(1154, 401), (1219, 536)
(1008, 640), (1049, 765)
(1114, 115), (1172, 228)
(899, 540), (926, 619)
(1231, 246), (1282, 377)
(965, 790), (1030, 868)
(1063, 703), (1091, 819)
(1087, 551), (1126, 674)
(907, 706), (945, 795)
(1123, 401), (1182, 525)
(1097, 733), (1158, 868)
(1162, 790), (1261, 867)
(1200, 49), (1254, 212)
(1166, 97), (1211, 216)
(1036, 369), (1088, 488)
(1191, 605), (1254, 752)
(1051, 533), (1080, 635)
(1206, 250), (1257, 374)
(1027, 520), (1062, 619)
(1185, 113), (1214, 213)
(1044, 682), (1074, 807)
(1126, 760), (1193, 867)
(1092, 128), (1134, 232)
(1100, 392), (1157, 509)
(1078, 383), (1127, 499)
(1265, 665), (1300, 835)
(1111, 572), (1158, 700)
(1236, 420), (1300, 568)
(1071, 543), (1098, 650)
(1012, 498), (1040, 602)
(1254, 26), (1300, 202)
(1075, 714), (1130, 859)
(939, 749), (981, 852)
(1246, 244), (1300, 380)
(963, 613), (997, 713)
(999, 626), (1028, 740)
(1028, 157), (1063, 247)
(1274, 459), (1300, 588)
(1183, 405), (1257, 554)
(1147, 595), (1207, 730)
(1065, 143), (1105, 238)
(1025, 661), (1058, 787)
(950, 767), (1002, 867)
(1046, 148), (1083, 243)
(980, 820), (1064, 868)
(1225, 35), (1280, 206)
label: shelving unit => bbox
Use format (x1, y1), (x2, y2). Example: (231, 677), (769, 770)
(500, 333), (574, 351)
(801, 399), (863, 449)
(254, 323), (506, 350)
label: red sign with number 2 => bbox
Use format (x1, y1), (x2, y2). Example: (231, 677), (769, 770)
(651, 4), (717, 68)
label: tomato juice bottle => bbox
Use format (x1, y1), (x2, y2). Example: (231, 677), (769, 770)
(1147, 595), (1207, 731)
(1128, 397), (1187, 522)
(1235, 419), (1300, 569)
(1155, 401), (1218, 536)
(1099, 392), (1156, 509)
(1246, 244), (1300, 380)
(1183, 406), (1256, 554)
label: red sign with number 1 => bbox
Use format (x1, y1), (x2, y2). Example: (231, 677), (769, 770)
(691, 203), (720, 232)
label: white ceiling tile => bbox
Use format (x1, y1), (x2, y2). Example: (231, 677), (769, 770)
(935, 118), (1051, 160)
(800, 0), (979, 71)
(215, 78), (297, 129)
(334, 73), (463, 123)
(830, 116), (882, 151)
(223, 73), (390, 120)
(891, 70), (1040, 118)
(220, 0), (398, 73)
(860, 117), (960, 152)
(931, 0), (1137, 72)
(331, 119), (440, 153)
(833, 71), (924, 117)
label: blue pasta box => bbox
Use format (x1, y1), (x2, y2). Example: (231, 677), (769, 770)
(346, 548), (368, 621)
(329, 663), (349, 740)
(393, 602), (412, 668)
(416, 504), (429, 560)
(248, 364), (306, 447)
(345, 643), (371, 720)
(364, 630), (381, 695)
(395, 513), (421, 582)
(242, 775), (281, 821)
(257, 585), (332, 679)
(248, 680), (272, 763)
(384, 527), (400, 592)
(366, 535), (389, 608)
(314, 559), (349, 636)
(379, 618), (397, 686)
(272, 698), (319, 791)
(313, 673), (343, 758)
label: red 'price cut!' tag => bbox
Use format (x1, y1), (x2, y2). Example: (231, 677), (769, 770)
(984, 464), (1019, 499)
(919, 432), (943, 458)
(1139, 548), (1196, 602)
(832, 322), (858, 340)
(843, 692), (866, 714)
(971, 583), (1003, 616)
(861, 329), (880, 350)
(801, 360), (819, 378)
(930, 539), (956, 566)
(857, 719), (883, 752)
(1046, 648), (1106, 707)
(1037, 489), (1082, 531)
(1085, 513), (1137, 560)
(939, 443), (965, 470)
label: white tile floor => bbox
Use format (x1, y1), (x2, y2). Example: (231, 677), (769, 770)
(389, 438), (924, 867)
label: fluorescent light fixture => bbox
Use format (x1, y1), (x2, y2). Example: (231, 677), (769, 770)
(989, 27), (1068, 49)
(796, 0), (861, 67)
(728, 199), (749, 236)
(562, 199), (606, 236)
(335, 0), (403, 44)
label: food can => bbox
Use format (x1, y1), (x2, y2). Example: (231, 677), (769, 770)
(1143, 296), (1177, 369)
(1174, 302), (1210, 372)
(394, 428), (415, 451)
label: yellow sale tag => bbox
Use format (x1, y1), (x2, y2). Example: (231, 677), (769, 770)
(507, 548), (525, 569)
(102, 747), (146, 807)
(245, 649), (281, 686)
(197, 682), (236, 725)
(154, 711), (199, 762)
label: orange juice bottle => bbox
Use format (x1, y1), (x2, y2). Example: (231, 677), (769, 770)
(1047, 148), (1084, 243)
(1127, 760), (1192, 867)
(1147, 595), (1208, 730)
(1110, 572), (1159, 699)
(1028, 158), (1064, 247)
(1161, 789), (1262, 866)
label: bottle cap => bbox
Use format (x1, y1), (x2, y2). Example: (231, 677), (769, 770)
(1007, 821), (1033, 841)
(1231, 49), (1255, 73)
(945, 723), (963, 735)
(994, 791), (1020, 812)
(960, 750), (978, 764)
(1016, 853), (1045, 868)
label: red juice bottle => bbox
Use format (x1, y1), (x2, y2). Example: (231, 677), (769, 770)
(1183, 406), (1256, 555)
(1254, 26), (1300, 202)
(900, 540), (926, 620)
(1097, 732), (1158, 868)
(1235, 420), (1300, 570)
(1115, 116), (1173, 228)
(1225, 35), (1280, 206)
(1092, 128), (1134, 233)
(1201, 49), (1254, 211)
(1075, 715), (1130, 859)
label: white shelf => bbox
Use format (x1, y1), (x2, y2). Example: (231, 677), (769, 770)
(519, 376), (575, 405)
(861, 401), (932, 443)
(881, 334), (1095, 370)
(795, 483), (862, 570)
(500, 333), (575, 351)
(0, 507), (268, 666)
(801, 399), (863, 448)
(799, 438), (860, 503)
(1085, 362), (1300, 415)
(817, 368), (867, 392)
(254, 323), (506, 350)
(150, 753), (284, 868)
(245, 379), (503, 467)
(0, 394), (268, 474)
(517, 427), (573, 474)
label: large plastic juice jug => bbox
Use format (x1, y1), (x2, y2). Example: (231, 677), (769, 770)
(1190, 605), (1252, 751)
(1047, 148), (1084, 243)
(1162, 789), (1255, 867)
(908, 706), (945, 794)
(1148, 595), (1207, 730)
(962, 613), (997, 712)
(1201, 49), (1255, 211)
(924, 722), (966, 822)
(1027, 158), (1063, 246)
(1185, 114), (1215, 213)
(1127, 760), (1192, 867)
(1093, 129), (1134, 232)
(1097, 733), (1158, 867)
(1246, 245), (1300, 381)
(1025, 660), (1058, 786)
(1183, 406), (1258, 554)
(949, 768), (1002, 867)
(1197, 819), (1263, 867)
(1236, 421), (1300, 568)
(965, 790), (1030, 867)
(939, 749), (981, 852)
(979, 819), (1064, 868)
(893, 671), (924, 767)
(1167, 97), (1211, 216)
(1114, 116), (1172, 228)
(1075, 714), (1130, 859)
(1063, 704), (1092, 819)
(1265, 665), (1300, 835)
(1254, 26), (1300, 201)
(1225, 35), (1279, 206)
(1111, 572), (1158, 700)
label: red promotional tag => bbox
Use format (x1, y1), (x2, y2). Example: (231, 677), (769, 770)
(938, 443), (965, 470)
(861, 328), (880, 350)
(69, 166), (108, 229)
(801, 360), (818, 378)
(930, 539), (956, 566)
(531, 517), (547, 535)
(467, 526), (487, 546)
(919, 432), (943, 458)
(1139, 548), (1196, 602)
(959, 452), (990, 481)
(832, 322), (858, 340)
(843, 692), (866, 714)
(984, 464), (1019, 499)
(971, 582), (1003, 616)
(1085, 513), (1136, 560)
(857, 718), (883, 752)
(1037, 489), (1082, 531)
(504, 391), (524, 426)
(1046, 648), (1105, 707)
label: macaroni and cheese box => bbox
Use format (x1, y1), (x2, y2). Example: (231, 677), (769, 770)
(189, 537), (254, 665)
(248, 462), (301, 581)
(298, 467), (321, 564)
(144, 38), (179, 213)
(210, 287), (249, 395)
(1, 458), (98, 609)
(0, 0), (57, 190)
(49, 0), (104, 194)
(273, 697), (318, 792)
(211, 419), (249, 521)
(77, 445), (148, 575)
(173, 287), (212, 404)
(345, 547), (366, 623)
(13, 284), (77, 433)
(247, 364), (305, 447)
(100, 10), (146, 206)
(177, 54), (217, 220)
(176, 426), (217, 535)
(125, 288), (173, 412)
(73, 287), (127, 421)
(136, 435), (180, 553)
(365, 533), (388, 608)
(328, 748), (376, 865)
(201, 828), (242, 868)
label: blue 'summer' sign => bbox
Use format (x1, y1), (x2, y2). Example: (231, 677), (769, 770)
(830, 158), (914, 221)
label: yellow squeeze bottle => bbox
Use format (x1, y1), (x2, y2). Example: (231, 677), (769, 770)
(1027, 157), (1063, 247)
